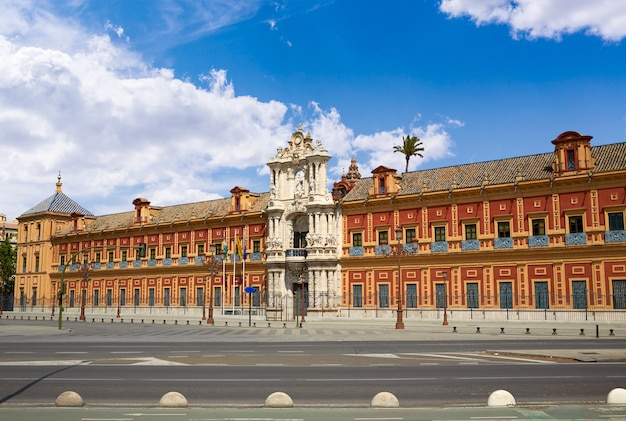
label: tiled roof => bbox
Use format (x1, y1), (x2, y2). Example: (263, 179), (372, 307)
(64, 193), (270, 234)
(19, 192), (94, 217)
(343, 142), (626, 202)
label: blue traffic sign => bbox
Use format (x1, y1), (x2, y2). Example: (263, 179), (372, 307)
(244, 286), (255, 293)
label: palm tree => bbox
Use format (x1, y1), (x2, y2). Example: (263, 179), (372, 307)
(393, 134), (424, 173)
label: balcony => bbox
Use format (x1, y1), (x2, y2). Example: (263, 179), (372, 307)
(494, 237), (513, 249)
(431, 241), (448, 253)
(286, 248), (307, 261)
(606, 230), (626, 243)
(565, 232), (587, 245)
(462, 239), (479, 251)
(528, 235), (549, 247)
(375, 245), (390, 255)
(349, 246), (364, 256)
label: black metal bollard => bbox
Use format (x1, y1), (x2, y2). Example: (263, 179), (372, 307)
(500, 327), (505, 334)
(552, 328), (558, 335)
(476, 327), (481, 334)
(452, 326), (457, 333)
(525, 328), (531, 334)
(580, 328), (585, 336)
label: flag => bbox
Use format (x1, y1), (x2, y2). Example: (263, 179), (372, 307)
(243, 242), (247, 260)
(236, 237), (243, 260)
(222, 240), (228, 260)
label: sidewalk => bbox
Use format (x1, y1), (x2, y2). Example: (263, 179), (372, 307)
(2, 310), (625, 363)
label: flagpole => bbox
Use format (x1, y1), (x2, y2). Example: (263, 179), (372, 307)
(232, 243), (236, 315)
(222, 235), (227, 316)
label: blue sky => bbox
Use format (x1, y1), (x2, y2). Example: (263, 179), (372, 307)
(1, 1), (626, 220)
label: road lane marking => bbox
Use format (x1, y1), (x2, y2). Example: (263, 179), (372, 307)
(110, 351), (143, 354)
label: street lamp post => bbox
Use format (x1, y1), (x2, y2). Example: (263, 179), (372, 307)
(116, 279), (121, 318)
(442, 271), (448, 326)
(394, 228), (404, 330)
(78, 261), (91, 321)
(203, 246), (220, 325)
(50, 281), (56, 317)
(390, 228), (418, 330)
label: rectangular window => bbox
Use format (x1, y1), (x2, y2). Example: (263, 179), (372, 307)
(572, 280), (587, 309)
(149, 248), (156, 259)
(352, 232), (363, 246)
(214, 243), (223, 255)
(69, 290), (75, 307)
(569, 215), (584, 233)
(535, 282), (549, 309)
(165, 247), (172, 258)
(22, 256), (26, 272)
(253, 240), (261, 253)
(164, 288), (170, 307)
(93, 290), (99, 307)
(378, 284), (389, 308)
(465, 224), (477, 240)
(122, 251), (127, 262)
(500, 282), (513, 309)
(214, 287), (221, 307)
(252, 287), (260, 307)
(608, 212), (625, 231)
(120, 289), (126, 306)
(35, 256), (39, 272)
(32, 288), (37, 307)
(378, 231), (388, 245)
(134, 289), (140, 306)
(106, 289), (112, 306)
(353, 285), (363, 308)
(197, 243), (205, 255)
(436, 283), (445, 308)
(197, 287), (204, 306)
(60, 255), (66, 266)
(434, 226), (446, 242)
(566, 149), (576, 170)
(180, 288), (187, 307)
(95, 253), (101, 263)
(613, 280), (626, 310)
(497, 221), (511, 238)
(181, 245), (188, 257)
(467, 283), (479, 309)
(532, 219), (545, 236)
(405, 228), (416, 244)
(149, 288), (155, 306)
(378, 177), (385, 195)
(406, 284), (417, 308)
(108, 252), (114, 263)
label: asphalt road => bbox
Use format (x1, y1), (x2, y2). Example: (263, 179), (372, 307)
(1, 317), (626, 420)
(1, 362), (624, 406)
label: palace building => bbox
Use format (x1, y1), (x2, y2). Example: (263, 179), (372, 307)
(13, 128), (626, 321)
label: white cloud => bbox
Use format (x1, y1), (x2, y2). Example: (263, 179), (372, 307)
(353, 124), (455, 174)
(0, 1), (459, 220)
(440, 0), (626, 41)
(0, 2), (290, 219)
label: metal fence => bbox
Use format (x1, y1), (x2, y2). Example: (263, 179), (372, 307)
(7, 290), (626, 321)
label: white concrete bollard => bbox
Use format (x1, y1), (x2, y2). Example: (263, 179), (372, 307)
(265, 391), (294, 408)
(159, 391), (188, 407)
(370, 391), (400, 408)
(55, 390), (84, 407)
(487, 389), (516, 407)
(607, 388), (626, 404)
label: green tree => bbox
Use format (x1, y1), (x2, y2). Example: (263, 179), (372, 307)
(393, 134), (424, 173)
(0, 237), (17, 304)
